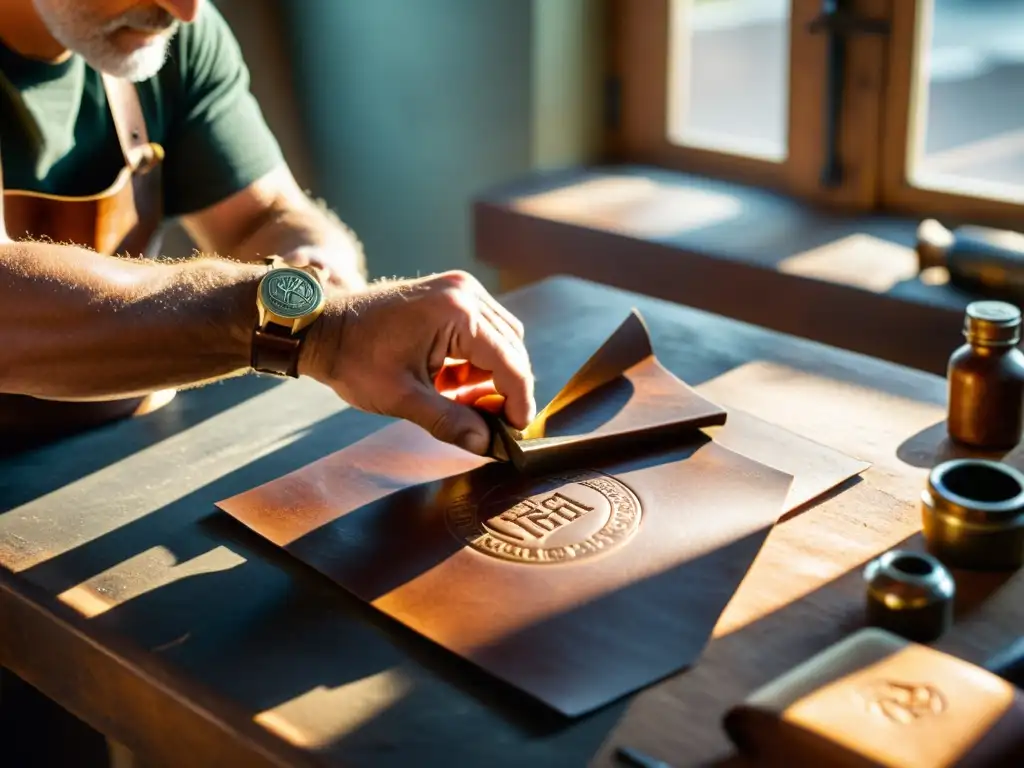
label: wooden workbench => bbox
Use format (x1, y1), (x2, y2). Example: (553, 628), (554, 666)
(0, 276), (1020, 767)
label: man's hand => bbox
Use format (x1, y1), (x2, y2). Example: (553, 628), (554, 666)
(300, 271), (536, 454)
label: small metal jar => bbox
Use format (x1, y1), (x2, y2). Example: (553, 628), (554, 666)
(864, 549), (955, 643)
(921, 459), (1024, 570)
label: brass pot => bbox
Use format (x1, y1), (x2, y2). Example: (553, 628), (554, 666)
(921, 459), (1024, 570)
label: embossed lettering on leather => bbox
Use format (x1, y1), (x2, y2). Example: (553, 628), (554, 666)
(217, 420), (793, 717)
(724, 628), (1024, 767)
(484, 310), (728, 473)
(446, 470), (644, 565)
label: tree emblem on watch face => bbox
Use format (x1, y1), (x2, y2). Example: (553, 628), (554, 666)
(262, 269), (322, 318)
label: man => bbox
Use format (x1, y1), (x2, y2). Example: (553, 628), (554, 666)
(0, 0), (536, 456)
(0, 1), (536, 764)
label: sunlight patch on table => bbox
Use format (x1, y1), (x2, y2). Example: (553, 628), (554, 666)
(696, 359), (938, 638)
(697, 360), (944, 485)
(254, 669), (412, 750)
(711, 494), (918, 640)
(776, 234), (918, 293)
(511, 175), (743, 238)
(56, 545), (245, 617)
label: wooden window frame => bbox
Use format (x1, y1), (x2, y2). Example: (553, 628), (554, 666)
(608, 0), (889, 211)
(608, 0), (1024, 227)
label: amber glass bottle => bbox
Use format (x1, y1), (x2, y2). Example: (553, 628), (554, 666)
(947, 301), (1024, 449)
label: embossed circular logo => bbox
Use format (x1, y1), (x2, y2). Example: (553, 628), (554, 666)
(261, 269), (322, 318)
(858, 680), (947, 725)
(445, 471), (642, 564)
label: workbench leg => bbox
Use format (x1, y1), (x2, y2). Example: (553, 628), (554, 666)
(107, 739), (143, 768)
(0, 667), (110, 767)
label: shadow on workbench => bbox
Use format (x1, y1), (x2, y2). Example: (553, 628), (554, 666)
(0, 377), (285, 768)
(7, 406), (775, 767)
(0, 376), (284, 514)
(897, 419), (1022, 469)
(3, 406), (612, 763)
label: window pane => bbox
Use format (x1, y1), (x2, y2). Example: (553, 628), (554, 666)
(911, 0), (1024, 201)
(667, 0), (791, 161)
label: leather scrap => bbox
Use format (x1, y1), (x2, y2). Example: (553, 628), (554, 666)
(484, 310), (728, 473)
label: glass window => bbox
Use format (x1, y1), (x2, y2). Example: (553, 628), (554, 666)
(667, 0), (791, 161)
(911, 0), (1024, 201)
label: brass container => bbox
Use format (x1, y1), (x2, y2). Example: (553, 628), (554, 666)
(864, 549), (955, 643)
(922, 459), (1024, 570)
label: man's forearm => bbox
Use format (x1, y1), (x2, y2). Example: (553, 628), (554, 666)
(234, 196), (368, 287)
(0, 242), (265, 400)
(179, 166), (368, 290)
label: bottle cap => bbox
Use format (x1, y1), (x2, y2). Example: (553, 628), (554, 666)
(965, 301), (1022, 346)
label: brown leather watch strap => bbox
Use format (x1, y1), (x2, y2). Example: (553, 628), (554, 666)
(252, 325), (303, 378)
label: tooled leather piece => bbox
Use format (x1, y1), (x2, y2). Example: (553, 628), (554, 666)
(217, 419), (795, 717)
(724, 628), (1024, 767)
(252, 327), (302, 378)
(0, 75), (167, 448)
(484, 310), (728, 473)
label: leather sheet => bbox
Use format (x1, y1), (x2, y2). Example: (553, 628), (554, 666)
(216, 312), (870, 717)
(218, 421), (792, 717)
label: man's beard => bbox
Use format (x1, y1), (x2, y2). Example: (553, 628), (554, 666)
(32, 1), (180, 82)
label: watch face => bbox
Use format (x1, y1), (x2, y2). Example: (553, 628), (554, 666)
(260, 268), (323, 319)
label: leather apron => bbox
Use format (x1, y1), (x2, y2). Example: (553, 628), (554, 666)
(0, 72), (174, 452)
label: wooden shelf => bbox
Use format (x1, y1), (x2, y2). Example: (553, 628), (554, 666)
(473, 164), (979, 376)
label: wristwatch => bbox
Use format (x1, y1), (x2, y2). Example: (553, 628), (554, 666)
(251, 257), (326, 377)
